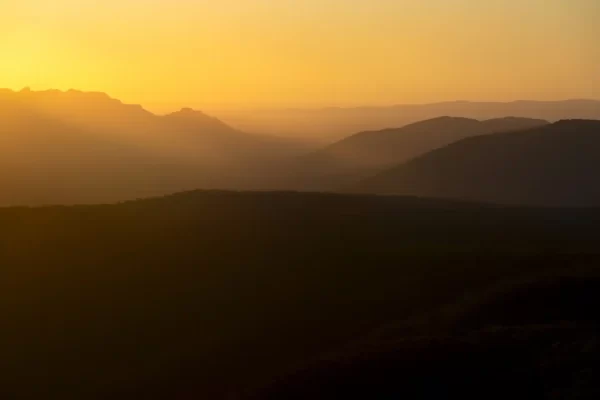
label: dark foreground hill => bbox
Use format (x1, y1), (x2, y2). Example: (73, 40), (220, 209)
(2, 190), (600, 399)
(252, 276), (600, 399)
(252, 323), (600, 400)
(354, 119), (600, 206)
(284, 116), (547, 190)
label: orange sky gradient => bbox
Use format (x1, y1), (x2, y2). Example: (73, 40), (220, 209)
(1, 0), (598, 112)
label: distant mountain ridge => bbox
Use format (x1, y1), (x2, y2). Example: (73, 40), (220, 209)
(352, 119), (600, 206)
(216, 99), (600, 140)
(163, 107), (243, 136)
(0, 88), (310, 205)
(3, 88), (600, 206)
(281, 116), (548, 191)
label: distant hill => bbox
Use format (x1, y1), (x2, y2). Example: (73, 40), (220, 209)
(282, 117), (547, 190)
(163, 107), (242, 136)
(215, 99), (600, 141)
(353, 120), (600, 206)
(0, 89), (311, 205)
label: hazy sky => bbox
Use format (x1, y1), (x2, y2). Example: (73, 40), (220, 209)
(1, 0), (598, 110)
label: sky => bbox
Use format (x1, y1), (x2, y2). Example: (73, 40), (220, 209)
(1, 0), (598, 111)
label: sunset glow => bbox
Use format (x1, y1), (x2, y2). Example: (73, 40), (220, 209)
(1, 0), (598, 111)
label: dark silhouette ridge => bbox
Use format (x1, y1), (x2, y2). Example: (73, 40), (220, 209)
(352, 119), (600, 206)
(2, 190), (600, 399)
(280, 116), (547, 191)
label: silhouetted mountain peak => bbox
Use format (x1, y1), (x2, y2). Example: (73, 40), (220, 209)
(348, 116), (482, 141)
(164, 108), (239, 134)
(481, 117), (548, 133)
(406, 116), (480, 128)
(13, 87), (112, 100)
(4, 87), (149, 113)
(422, 116), (474, 122)
(169, 107), (211, 118)
(486, 117), (547, 123)
(64, 89), (115, 102)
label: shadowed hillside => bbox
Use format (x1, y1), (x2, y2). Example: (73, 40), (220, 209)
(353, 120), (600, 206)
(282, 117), (547, 190)
(250, 323), (600, 400)
(251, 275), (600, 399)
(2, 190), (600, 399)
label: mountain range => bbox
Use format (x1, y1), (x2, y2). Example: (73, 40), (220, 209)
(4, 88), (600, 398)
(215, 99), (600, 141)
(0, 88), (311, 205)
(353, 119), (600, 206)
(2, 88), (600, 207)
(282, 116), (547, 191)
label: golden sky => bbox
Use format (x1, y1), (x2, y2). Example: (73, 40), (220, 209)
(1, 0), (598, 111)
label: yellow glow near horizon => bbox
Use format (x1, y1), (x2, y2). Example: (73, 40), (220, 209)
(1, 0), (598, 111)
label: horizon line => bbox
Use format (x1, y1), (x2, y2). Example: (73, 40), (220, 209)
(2, 86), (599, 114)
